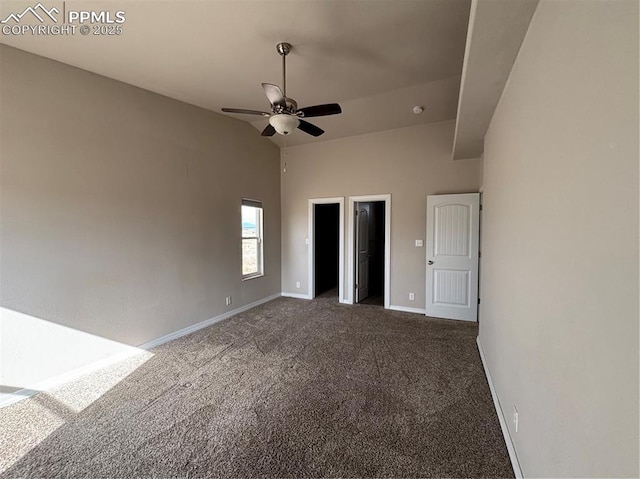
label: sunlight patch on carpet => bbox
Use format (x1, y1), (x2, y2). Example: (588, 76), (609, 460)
(0, 350), (152, 473)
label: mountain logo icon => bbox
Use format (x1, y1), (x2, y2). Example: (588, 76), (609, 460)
(1, 3), (59, 23)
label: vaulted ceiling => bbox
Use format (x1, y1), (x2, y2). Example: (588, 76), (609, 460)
(0, 0), (472, 146)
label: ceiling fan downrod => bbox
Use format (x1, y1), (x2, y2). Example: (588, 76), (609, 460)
(276, 42), (291, 98)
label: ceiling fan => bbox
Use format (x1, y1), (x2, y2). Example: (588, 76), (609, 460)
(221, 42), (342, 137)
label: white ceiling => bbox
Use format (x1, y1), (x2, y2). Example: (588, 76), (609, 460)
(0, 0), (471, 146)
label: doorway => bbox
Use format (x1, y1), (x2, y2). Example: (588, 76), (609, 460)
(355, 201), (385, 305)
(314, 203), (339, 297)
(308, 197), (345, 301)
(347, 194), (391, 308)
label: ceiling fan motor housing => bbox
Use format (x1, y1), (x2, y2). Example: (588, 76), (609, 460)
(284, 98), (297, 114)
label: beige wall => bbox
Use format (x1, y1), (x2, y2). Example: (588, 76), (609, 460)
(0, 46), (281, 392)
(281, 120), (480, 309)
(479, 1), (639, 477)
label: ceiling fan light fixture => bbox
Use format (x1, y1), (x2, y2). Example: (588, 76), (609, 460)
(269, 114), (299, 135)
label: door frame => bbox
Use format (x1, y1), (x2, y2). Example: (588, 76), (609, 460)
(308, 197), (345, 301)
(347, 194), (391, 308)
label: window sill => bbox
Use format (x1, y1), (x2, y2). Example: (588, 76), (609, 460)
(242, 273), (264, 282)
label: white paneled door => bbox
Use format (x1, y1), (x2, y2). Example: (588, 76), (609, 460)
(425, 193), (480, 321)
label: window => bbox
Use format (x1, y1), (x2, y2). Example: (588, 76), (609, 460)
(241, 199), (263, 279)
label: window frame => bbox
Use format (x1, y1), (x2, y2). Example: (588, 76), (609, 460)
(241, 199), (264, 281)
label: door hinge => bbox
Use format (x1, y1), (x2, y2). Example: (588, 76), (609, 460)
(480, 204), (483, 211)
(478, 297), (481, 304)
(479, 251), (482, 258)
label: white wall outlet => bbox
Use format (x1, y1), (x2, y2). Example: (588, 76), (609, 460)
(305, 238), (310, 245)
(296, 281), (301, 289)
(513, 405), (519, 433)
(409, 293), (415, 301)
(415, 240), (423, 247)
(225, 296), (232, 306)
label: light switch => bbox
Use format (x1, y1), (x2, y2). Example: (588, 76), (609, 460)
(415, 240), (423, 247)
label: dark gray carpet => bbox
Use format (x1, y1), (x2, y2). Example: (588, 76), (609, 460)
(1, 294), (513, 478)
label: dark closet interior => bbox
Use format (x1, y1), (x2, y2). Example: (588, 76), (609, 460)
(314, 203), (339, 297)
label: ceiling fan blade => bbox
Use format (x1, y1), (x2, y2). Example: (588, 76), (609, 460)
(298, 103), (342, 118)
(221, 108), (270, 116)
(262, 83), (286, 107)
(297, 119), (324, 137)
(261, 124), (276, 137)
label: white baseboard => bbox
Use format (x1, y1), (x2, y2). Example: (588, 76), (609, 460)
(388, 304), (426, 315)
(281, 292), (312, 300)
(139, 293), (281, 350)
(476, 337), (523, 478)
(0, 293), (281, 409)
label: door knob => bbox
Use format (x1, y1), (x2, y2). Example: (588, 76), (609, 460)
(427, 260), (434, 265)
